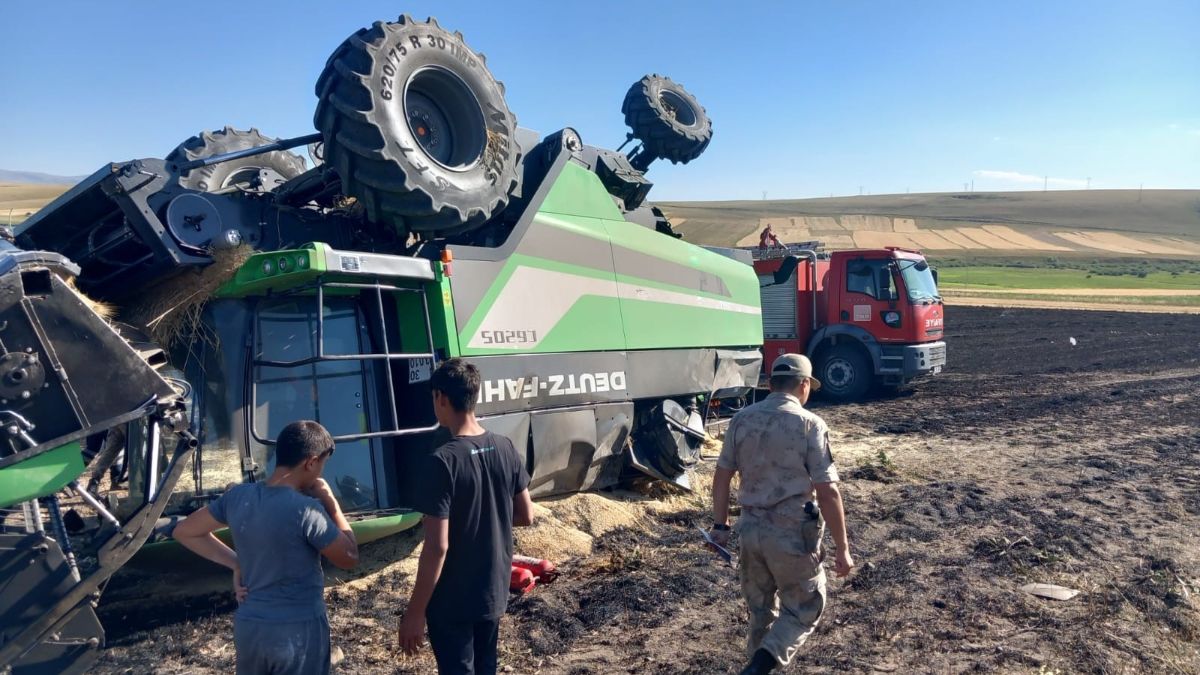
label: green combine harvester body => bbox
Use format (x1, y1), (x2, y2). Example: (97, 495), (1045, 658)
(0, 14), (759, 673)
(179, 154), (760, 514)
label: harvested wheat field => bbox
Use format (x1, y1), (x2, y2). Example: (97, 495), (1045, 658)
(980, 225), (1073, 252)
(93, 306), (1200, 674)
(0, 182), (71, 224)
(728, 210), (1200, 258)
(664, 190), (1200, 258)
(903, 230), (966, 250)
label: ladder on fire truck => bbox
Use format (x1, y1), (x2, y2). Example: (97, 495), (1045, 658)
(747, 240), (825, 261)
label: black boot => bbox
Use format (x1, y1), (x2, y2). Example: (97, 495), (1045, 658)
(738, 648), (777, 675)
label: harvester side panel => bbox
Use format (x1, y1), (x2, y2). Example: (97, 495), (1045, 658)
(606, 213), (761, 350)
(451, 161), (762, 356)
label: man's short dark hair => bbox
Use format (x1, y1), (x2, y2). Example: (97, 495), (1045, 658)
(276, 420), (334, 468)
(769, 374), (804, 392)
(431, 358), (480, 412)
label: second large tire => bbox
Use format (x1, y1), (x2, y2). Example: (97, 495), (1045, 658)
(165, 127), (307, 193)
(622, 74), (712, 165)
(314, 16), (522, 235)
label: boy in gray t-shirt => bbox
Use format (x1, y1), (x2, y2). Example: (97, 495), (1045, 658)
(174, 420), (359, 674)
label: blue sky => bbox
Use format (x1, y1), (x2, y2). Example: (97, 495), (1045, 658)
(1, 0), (1196, 200)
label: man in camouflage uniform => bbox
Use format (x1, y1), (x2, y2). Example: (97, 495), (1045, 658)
(710, 353), (854, 674)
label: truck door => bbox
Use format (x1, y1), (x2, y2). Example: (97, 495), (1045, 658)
(838, 257), (908, 342)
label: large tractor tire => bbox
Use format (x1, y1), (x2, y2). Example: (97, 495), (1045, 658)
(816, 344), (872, 403)
(165, 127), (307, 193)
(622, 74), (712, 165)
(314, 16), (522, 235)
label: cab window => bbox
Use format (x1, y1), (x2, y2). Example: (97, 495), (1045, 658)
(846, 259), (895, 300)
(252, 296), (379, 510)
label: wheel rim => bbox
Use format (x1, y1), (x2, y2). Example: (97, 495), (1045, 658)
(658, 90), (698, 127)
(220, 166), (286, 191)
(824, 357), (857, 392)
(404, 67), (486, 171)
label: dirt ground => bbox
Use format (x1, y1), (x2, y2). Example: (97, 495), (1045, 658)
(94, 306), (1200, 674)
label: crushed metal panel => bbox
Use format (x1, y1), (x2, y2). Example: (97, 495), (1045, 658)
(578, 404), (632, 492)
(528, 408), (597, 498)
(711, 348), (763, 398)
(478, 411), (532, 472)
(626, 443), (691, 491)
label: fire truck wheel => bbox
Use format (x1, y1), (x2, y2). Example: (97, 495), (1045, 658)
(166, 127), (307, 193)
(314, 15), (522, 235)
(817, 345), (872, 402)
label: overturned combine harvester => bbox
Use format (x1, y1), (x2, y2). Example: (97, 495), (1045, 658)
(0, 14), (760, 673)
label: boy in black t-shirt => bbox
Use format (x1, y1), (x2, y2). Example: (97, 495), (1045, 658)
(399, 358), (535, 675)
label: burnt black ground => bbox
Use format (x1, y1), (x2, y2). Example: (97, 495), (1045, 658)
(96, 306), (1200, 674)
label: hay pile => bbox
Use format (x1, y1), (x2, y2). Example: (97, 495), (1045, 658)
(515, 492), (652, 561)
(334, 467), (724, 594)
(123, 245), (254, 348)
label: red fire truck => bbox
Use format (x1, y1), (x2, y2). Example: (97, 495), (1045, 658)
(747, 241), (947, 402)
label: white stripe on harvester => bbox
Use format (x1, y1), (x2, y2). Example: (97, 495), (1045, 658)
(466, 266), (760, 349)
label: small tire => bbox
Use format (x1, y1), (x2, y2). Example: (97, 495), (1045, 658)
(622, 74), (712, 165)
(314, 15), (522, 235)
(165, 127), (307, 193)
(817, 344), (872, 402)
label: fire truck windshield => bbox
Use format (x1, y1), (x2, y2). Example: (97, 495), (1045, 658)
(899, 259), (941, 302)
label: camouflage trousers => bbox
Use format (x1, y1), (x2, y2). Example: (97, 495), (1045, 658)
(737, 513), (827, 667)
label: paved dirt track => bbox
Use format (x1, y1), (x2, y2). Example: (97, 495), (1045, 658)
(96, 307), (1200, 674)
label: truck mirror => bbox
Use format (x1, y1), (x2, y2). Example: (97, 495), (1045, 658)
(931, 267), (938, 284)
(771, 256), (799, 286)
(877, 268), (895, 300)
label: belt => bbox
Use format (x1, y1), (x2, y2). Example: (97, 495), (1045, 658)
(741, 500), (821, 528)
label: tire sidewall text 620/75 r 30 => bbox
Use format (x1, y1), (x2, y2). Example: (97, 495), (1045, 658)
(314, 16), (522, 235)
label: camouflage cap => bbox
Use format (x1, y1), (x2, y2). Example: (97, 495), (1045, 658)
(770, 353), (821, 391)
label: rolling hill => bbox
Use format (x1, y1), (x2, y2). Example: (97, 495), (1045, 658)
(0, 169), (86, 185)
(659, 189), (1200, 257)
(4, 174), (1199, 259)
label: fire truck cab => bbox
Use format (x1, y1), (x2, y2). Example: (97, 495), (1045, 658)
(751, 241), (947, 401)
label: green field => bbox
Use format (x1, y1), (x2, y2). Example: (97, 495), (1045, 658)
(941, 291), (1200, 307)
(939, 266), (1200, 290)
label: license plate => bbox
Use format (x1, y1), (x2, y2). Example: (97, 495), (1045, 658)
(408, 357), (432, 383)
